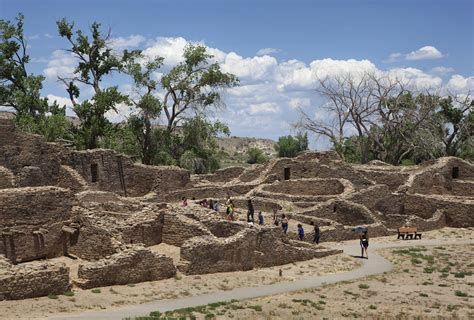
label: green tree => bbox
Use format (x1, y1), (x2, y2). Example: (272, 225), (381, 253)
(275, 133), (309, 158)
(177, 116), (229, 173)
(56, 18), (139, 149)
(0, 14), (70, 141)
(161, 44), (238, 132)
(247, 147), (267, 164)
(436, 96), (473, 157)
(124, 57), (163, 164)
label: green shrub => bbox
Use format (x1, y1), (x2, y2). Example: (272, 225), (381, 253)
(63, 290), (74, 297)
(246, 147), (268, 164)
(454, 291), (468, 297)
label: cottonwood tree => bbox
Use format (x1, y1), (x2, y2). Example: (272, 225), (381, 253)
(436, 94), (473, 157)
(56, 18), (140, 149)
(0, 13), (70, 141)
(124, 57), (164, 164)
(160, 44), (238, 132)
(297, 72), (443, 164)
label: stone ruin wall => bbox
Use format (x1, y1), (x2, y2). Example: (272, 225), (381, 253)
(0, 187), (73, 263)
(75, 245), (176, 289)
(0, 258), (70, 300)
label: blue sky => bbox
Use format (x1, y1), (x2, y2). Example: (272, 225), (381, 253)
(1, 0), (473, 147)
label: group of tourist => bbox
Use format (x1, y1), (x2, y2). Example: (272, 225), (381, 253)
(180, 195), (324, 244)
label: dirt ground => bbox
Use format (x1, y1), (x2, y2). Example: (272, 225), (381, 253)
(156, 229), (473, 320)
(0, 245), (359, 320)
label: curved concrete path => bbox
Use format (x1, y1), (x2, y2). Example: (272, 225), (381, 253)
(51, 239), (473, 320)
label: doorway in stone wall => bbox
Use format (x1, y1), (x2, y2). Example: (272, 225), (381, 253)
(90, 163), (98, 182)
(452, 167), (459, 179)
(284, 167), (291, 180)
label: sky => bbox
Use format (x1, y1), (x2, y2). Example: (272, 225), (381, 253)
(1, 0), (473, 148)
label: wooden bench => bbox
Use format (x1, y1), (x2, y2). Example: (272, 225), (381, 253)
(397, 227), (422, 240)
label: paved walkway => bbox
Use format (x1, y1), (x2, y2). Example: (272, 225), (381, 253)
(51, 239), (473, 320)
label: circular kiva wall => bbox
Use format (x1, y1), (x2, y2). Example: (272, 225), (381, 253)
(262, 178), (345, 196)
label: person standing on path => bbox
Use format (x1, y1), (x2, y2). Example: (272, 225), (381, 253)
(247, 198), (254, 223)
(258, 211), (264, 225)
(360, 230), (369, 259)
(313, 224), (320, 244)
(297, 224), (305, 241)
(281, 214), (289, 234)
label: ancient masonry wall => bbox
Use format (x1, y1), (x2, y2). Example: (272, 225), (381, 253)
(161, 213), (213, 246)
(0, 187), (73, 263)
(0, 258), (70, 300)
(75, 245), (176, 289)
(178, 229), (257, 275)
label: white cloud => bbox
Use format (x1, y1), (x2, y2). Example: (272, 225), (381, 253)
(386, 46), (445, 62)
(46, 94), (73, 108)
(386, 67), (443, 89)
(406, 46), (444, 60)
(43, 50), (76, 80)
(289, 97), (311, 110)
(249, 102), (281, 115)
(221, 52), (277, 81)
(447, 75), (474, 93)
(109, 35), (145, 49)
(431, 66), (454, 75)
(142, 37), (188, 66)
(44, 33), (53, 39)
(256, 48), (280, 56)
(28, 34), (40, 40)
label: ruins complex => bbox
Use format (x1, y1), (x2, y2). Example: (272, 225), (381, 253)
(0, 118), (473, 300)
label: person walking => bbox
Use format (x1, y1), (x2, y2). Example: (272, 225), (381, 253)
(258, 211), (264, 225)
(313, 224), (320, 244)
(247, 199), (255, 223)
(360, 230), (369, 259)
(297, 224), (305, 241)
(281, 214), (289, 234)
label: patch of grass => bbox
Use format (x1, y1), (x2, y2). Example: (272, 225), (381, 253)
(419, 293), (429, 297)
(440, 273), (449, 278)
(423, 267), (434, 274)
(63, 290), (74, 297)
(369, 304), (377, 310)
(47, 293), (58, 299)
(247, 305), (263, 312)
(453, 271), (472, 278)
(447, 304), (460, 312)
(422, 281), (433, 286)
(174, 274), (182, 280)
(358, 284), (370, 289)
(127, 283), (136, 287)
(438, 283), (449, 287)
(454, 290), (468, 297)
(91, 288), (101, 294)
(411, 258), (422, 265)
(403, 269), (410, 273)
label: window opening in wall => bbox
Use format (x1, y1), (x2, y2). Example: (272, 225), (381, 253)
(284, 167), (291, 180)
(452, 167), (459, 179)
(90, 163), (98, 182)
(333, 204), (337, 212)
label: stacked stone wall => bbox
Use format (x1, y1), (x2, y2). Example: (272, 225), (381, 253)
(0, 258), (70, 300)
(161, 213), (213, 246)
(75, 245), (176, 289)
